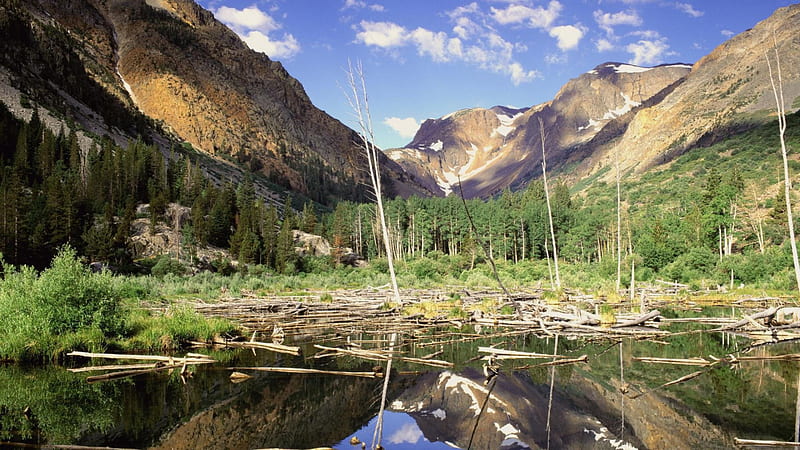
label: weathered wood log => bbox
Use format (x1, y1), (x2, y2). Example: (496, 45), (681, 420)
(734, 438), (800, 447)
(632, 356), (712, 366)
(85, 363), (189, 383)
(68, 351), (214, 364)
(612, 310), (660, 328)
(192, 339), (301, 356)
(716, 307), (779, 331)
(478, 347), (572, 360)
(228, 367), (380, 378)
(69, 363), (161, 373)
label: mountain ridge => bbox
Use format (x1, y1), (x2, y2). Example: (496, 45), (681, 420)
(389, 4), (800, 199)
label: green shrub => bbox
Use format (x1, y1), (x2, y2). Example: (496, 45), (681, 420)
(0, 247), (126, 361)
(151, 256), (187, 277)
(661, 247), (717, 283)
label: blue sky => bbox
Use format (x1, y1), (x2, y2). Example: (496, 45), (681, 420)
(195, 0), (796, 149)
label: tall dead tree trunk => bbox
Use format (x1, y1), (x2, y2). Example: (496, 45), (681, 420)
(766, 43), (800, 295)
(345, 60), (401, 304)
(539, 117), (561, 289)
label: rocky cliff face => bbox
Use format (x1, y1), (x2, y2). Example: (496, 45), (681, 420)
(0, 0), (431, 205)
(388, 63), (691, 198)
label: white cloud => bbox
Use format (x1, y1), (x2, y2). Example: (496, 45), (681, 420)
(388, 423), (423, 445)
(214, 5), (279, 33)
(355, 21), (408, 47)
(242, 30), (301, 59)
(212, 5), (300, 60)
(549, 25), (584, 51)
(384, 117), (420, 139)
(630, 29), (661, 39)
(410, 28), (452, 62)
(490, 1), (563, 29)
(626, 38), (669, 66)
(721, 29), (735, 37)
(593, 9), (642, 35)
(596, 38), (614, 52)
(675, 2), (703, 18)
(507, 62), (539, 84)
(343, 0), (384, 12)
(354, 19), (538, 85)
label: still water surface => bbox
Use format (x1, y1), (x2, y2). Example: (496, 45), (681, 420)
(1, 310), (799, 449)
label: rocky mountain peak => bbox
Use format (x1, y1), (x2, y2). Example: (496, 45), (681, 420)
(389, 61), (690, 198)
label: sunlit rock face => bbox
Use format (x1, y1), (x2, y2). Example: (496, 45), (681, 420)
(1, 0), (432, 204)
(389, 368), (731, 450)
(387, 63), (690, 199)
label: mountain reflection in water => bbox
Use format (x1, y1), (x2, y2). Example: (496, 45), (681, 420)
(2, 324), (800, 449)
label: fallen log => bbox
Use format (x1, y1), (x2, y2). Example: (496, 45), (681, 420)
(191, 339), (301, 356)
(229, 367), (380, 378)
(68, 351), (214, 364)
(715, 307), (779, 331)
(612, 310), (660, 328)
(85, 363), (190, 383)
(632, 357), (712, 366)
(734, 438), (800, 447)
(478, 347), (573, 360)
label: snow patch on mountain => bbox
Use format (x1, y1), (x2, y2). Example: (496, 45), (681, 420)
(578, 92), (641, 131)
(430, 140), (444, 151)
(492, 111), (524, 138)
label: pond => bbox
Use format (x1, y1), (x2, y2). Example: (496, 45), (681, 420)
(2, 307), (799, 449)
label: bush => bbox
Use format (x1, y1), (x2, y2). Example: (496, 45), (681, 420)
(661, 247), (717, 283)
(0, 247), (126, 360)
(151, 256), (187, 277)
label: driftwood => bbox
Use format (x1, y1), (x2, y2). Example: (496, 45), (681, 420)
(313, 344), (453, 368)
(612, 310), (660, 328)
(478, 347), (573, 360)
(68, 351), (215, 383)
(68, 351), (215, 364)
(715, 307), (779, 331)
(189, 339), (300, 356)
(228, 366), (381, 378)
(734, 438), (800, 447)
(85, 363), (188, 383)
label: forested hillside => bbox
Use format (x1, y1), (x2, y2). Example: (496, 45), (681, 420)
(2, 96), (799, 289)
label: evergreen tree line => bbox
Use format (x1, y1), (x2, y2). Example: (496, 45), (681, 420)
(323, 162), (795, 285)
(2, 99), (796, 286)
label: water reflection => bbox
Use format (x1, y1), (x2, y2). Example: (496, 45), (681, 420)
(339, 412), (455, 449)
(2, 315), (800, 449)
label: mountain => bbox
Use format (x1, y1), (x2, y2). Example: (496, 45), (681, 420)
(390, 3), (800, 199)
(389, 369), (731, 449)
(388, 62), (691, 198)
(0, 0), (431, 205)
